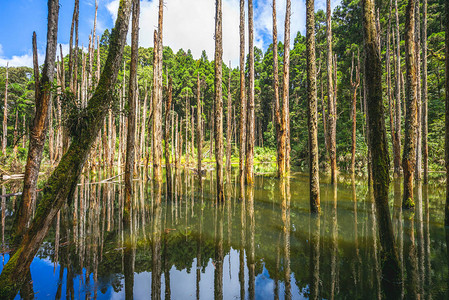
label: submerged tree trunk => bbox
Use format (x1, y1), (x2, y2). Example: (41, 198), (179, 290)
(422, 0), (428, 184)
(165, 77), (173, 198)
(12, 0), (59, 243)
(403, 0), (418, 209)
(362, 0), (402, 295)
(214, 0), (224, 203)
(124, 0), (139, 229)
(272, 0), (282, 178)
(245, 0), (255, 185)
(238, 0), (247, 198)
(327, 0), (337, 184)
(306, 0), (320, 213)
(2, 62), (8, 155)
(226, 66), (232, 181)
(0, 1), (132, 297)
(281, 0), (291, 176)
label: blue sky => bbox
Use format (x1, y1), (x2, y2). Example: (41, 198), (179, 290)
(0, 0), (341, 67)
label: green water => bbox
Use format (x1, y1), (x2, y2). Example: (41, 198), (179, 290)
(1, 170), (448, 299)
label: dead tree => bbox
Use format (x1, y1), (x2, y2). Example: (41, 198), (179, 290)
(327, 0), (337, 183)
(0, 1), (132, 296)
(226, 65), (233, 180)
(422, 0), (428, 183)
(272, 0), (282, 177)
(306, 0), (320, 213)
(238, 0), (247, 198)
(245, 0), (255, 185)
(197, 73), (203, 187)
(165, 77), (173, 198)
(12, 0), (59, 242)
(2, 62), (8, 155)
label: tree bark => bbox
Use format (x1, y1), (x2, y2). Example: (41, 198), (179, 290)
(415, 0), (422, 181)
(394, 0), (402, 177)
(124, 0), (139, 229)
(2, 62), (8, 155)
(403, 0), (418, 208)
(350, 51), (360, 175)
(238, 0), (247, 198)
(445, 0), (449, 226)
(245, 0), (255, 186)
(422, 0), (428, 183)
(387, 0), (397, 179)
(197, 73), (203, 187)
(12, 0), (59, 243)
(306, 0), (320, 213)
(226, 65), (232, 181)
(214, 0), (224, 203)
(362, 0), (402, 295)
(0, 0), (132, 297)
(327, 0), (337, 184)
(165, 77), (173, 198)
(272, 0), (282, 178)
(68, 0), (79, 93)
(281, 0), (291, 176)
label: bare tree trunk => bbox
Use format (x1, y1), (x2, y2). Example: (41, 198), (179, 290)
(2, 62), (8, 155)
(0, 1), (132, 296)
(350, 51), (360, 175)
(403, 0), (418, 208)
(214, 0), (224, 202)
(422, 0), (428, 183)
(124, 0), (139, 229)
(238, 0), (247, 198)
(68, 0), (79, 93)
(226, 65), (232, 181)
(282, 0), (291, 176)
(362, 0), (402, 294)
(197, 73), (203, 187)
(12, 0), (59, 242)
(165, 77), (173, 198)
(306, 0), (320, 213)
(245, 0), (255, 186)
(394, 0), (402, 177)
(415, 0), (422, 181)
(13, 109), (18, 158)
(272, 0), (282, 177)
(327, 0), (337, 184)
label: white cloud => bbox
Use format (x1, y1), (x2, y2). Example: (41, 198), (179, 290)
(0, 43), (74, 68)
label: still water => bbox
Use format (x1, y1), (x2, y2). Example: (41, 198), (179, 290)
(0, 170), (448, 299)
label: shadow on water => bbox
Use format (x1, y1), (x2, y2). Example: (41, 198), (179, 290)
(1, 169), (449, 298)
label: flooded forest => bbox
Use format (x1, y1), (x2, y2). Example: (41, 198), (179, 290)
(0, 0), (448, 298)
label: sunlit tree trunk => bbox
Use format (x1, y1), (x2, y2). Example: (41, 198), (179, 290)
(422, 0), (428, 183)
(362, 0), (402, 295)
(403, 0), (418, 208)
(0, 1), (132, 296)
(214, 0), (224, 202)
(306, 0), (320, 213)
(238, 0), (247, 198)
(327, 0), (337, 184)
(281, 0), (291, 176)
(12, 0), (59, 243)
(272, 0), (282, 177)
(124, 0), (139, 229)
(245, 0), (255, 185)
(415, 0), (422, 181)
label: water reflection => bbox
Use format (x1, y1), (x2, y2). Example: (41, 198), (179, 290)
(1, 171), (449, 298)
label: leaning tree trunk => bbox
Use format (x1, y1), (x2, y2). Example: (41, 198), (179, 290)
(238, 0), (247, 198)
(12, 0), (59, 243)
(327, 0), (337, 184)
(422, 0), (428, 184)
(362, 0), (402, 295)
(306, 0), (320, 213)
(165, 77), (173, 198)
(245, 0), (255, 186)
(124, 0), (139, 230)
(444, 0), (449, 226)
(272, 0), (282, 178)
(214, 0), (224, 203)
(0, 1), (132, 297)
(402, 0), (418, 209)
(2, 62), (8, 155)
(282, 0), (291, 176)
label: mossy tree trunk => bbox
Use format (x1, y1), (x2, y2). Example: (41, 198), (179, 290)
(394, 0), (402, 177)
(445, 0), (449, 226)
(0, 1), (132, 297)
(402, 0), (418, 209)
(214, 0), (224, 203)
(362, 0), (402, 295)
(306, 0), (320, 213)
(12, 0), (59, 243)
